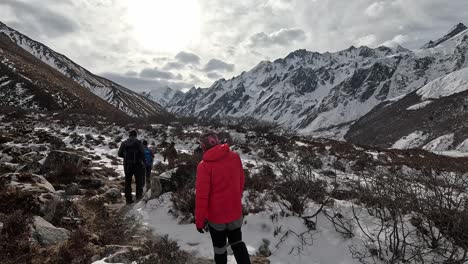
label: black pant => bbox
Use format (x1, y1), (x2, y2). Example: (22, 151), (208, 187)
(208, 220), (251, 264)
(124, 163), (144, 202)
(144, 165), (152, 188)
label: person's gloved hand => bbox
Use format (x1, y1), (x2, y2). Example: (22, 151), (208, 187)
(197, 222), (208, 233)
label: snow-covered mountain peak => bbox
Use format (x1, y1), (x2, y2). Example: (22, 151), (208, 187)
(168, 24), (468, 139)
(141, 86), (184, 107)
(422, 22), (468, 49)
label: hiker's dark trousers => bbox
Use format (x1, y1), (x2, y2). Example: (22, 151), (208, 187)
(124, 163), (144, 201)
(144, 165), (152, 188)
(208, 218), (251, 264)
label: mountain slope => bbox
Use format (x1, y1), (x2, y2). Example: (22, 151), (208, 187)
(168, 24), (468, 138)
(0, 21), (166, 118)
(345, 66), (468, 150)
(0, 33), (126, 119)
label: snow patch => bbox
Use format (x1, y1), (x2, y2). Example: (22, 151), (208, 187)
(423, 134), (455, 152)
(406, 100), (433, 110)
(392, 131), (429, 149)
(417, 67), (468, 100)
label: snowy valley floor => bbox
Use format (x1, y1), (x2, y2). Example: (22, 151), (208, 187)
(2, 113), (468, 264)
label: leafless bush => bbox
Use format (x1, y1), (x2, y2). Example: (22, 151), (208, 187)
(350, 168), (468, 264)
(170, 188), (196, 224)
(133, 235), (189, 264)
(0, 211), (37, 264)
(274, 162), (327, 216)
(245, 165), (276, 192)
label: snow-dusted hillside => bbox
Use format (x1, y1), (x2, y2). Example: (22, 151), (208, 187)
(167, 23), (468, 139)
(0, 21), (167, 118)
(0, 33), (126, 118)
(346, 63), (468, 150)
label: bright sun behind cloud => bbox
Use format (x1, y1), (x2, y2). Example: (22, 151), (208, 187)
(127, 0), (201, 53)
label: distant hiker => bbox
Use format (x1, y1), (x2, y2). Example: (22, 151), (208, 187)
(193, 144), (203, 165)
(164, 142), (178, 168)
(195, 132), (250, 264)
(143, 140), (154, 189)
(118, 130), (145, 204)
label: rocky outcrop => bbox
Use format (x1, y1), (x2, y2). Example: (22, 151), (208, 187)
(42, 150), (83, 184)
(0, 173), (59, 221)
(32, 216), (70, 246)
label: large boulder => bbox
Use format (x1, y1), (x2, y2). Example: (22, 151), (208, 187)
(32, 216), (70, 246)
(151, 176), (162, 199)
(0, 173), (59, 221)
(42, 150), (83, 184)
(104, 188), (122, 204)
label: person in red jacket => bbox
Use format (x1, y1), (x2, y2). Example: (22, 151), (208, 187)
(195, 132), (251, 264)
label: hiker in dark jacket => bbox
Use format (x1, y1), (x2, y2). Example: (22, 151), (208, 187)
(143, 140), (155, 189)
(118, 130), (145, 204)
(164, 142), (178, 168)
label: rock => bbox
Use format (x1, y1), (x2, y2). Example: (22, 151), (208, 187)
(104, 188), (122, 203)
(18, 161), (43, 174)
(32, 216), (70, 246)
(258, 239), (272, 257)
(98, 185), (110, 194)
(0, 135), (14, 144)
(0, 173), (59, 221)
(79, 178), (104, 189)
(252, 256), (271, 264)
(21, 151), (44, 163)
(64, 183), (81, 195)
(42, 150), (83, 184)
(151, 176), (162, 199)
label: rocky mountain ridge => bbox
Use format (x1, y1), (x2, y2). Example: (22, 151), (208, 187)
(166, 23), (468, 140)
(0, 21), (167, 118)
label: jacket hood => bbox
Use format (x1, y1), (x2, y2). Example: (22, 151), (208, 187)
(126, 136), (138, 143)
(203, 144), (230, 162)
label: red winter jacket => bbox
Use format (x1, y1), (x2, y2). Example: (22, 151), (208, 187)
(195, 144), (245, 229)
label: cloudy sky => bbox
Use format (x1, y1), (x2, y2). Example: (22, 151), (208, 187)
(1, 0), (468, 92)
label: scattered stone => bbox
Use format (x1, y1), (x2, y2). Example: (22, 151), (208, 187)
(0, 135), (14, 144)
(32, 216), (70, 246)
(151, 176), (162, 199)
(43, 150), (83, 184)
(0, 173), (59, 221)
(18, 161), (43, 174)
(258, 239), (272, 257)
(98, 185), (110, 194)
(64, 183), (81, 195)
(79, 178), (104, 189)
(252, 256), (271, 264)
(104, 188), (122, 203)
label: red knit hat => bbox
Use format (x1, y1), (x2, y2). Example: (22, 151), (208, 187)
(200, 132), (220, 151)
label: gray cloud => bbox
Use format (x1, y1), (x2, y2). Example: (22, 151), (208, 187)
(163, 62), (185, 70)
(175, 51), (201, 65)
(207, 72), (223, 79)
(203, 59), (235, 72)
(249, 28), (307, 47)
(140, 68), (181, 80)
(0, 0), (78, 38)
(2, 0), (468, 92)
(102, 72), (191, 92)
(125, 71), (138, 77)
